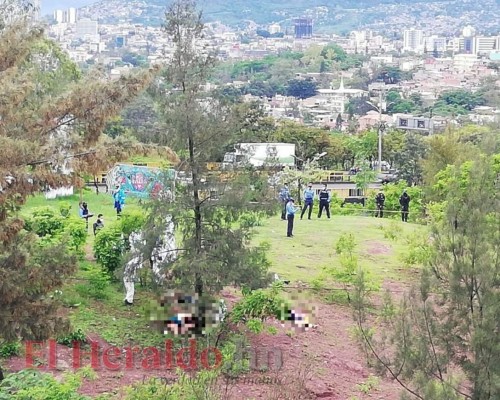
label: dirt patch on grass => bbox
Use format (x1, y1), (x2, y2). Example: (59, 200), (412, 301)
(365, 240), (392, 256)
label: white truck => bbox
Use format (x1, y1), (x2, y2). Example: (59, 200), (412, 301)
(222, 143), (296, 170)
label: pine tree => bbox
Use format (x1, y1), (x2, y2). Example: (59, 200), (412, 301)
(353, 155), (500, 399)
(0, 12), (160, 377)
(144, 0), (275, 296)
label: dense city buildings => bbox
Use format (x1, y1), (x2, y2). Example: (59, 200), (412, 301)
(38, 1), (499, 130)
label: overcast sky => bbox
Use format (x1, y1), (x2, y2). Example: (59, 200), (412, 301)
(41, 0), (96, 15)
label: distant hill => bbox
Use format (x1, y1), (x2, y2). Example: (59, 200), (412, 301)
(56, 0), (499, 35)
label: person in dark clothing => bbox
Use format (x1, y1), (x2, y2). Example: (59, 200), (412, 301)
(375, 190), (385, 218)
(286, 198), (298, 237)
(317, 184), (331, 219)
(279, 183), (291, 220)
(300, 183), (315, 220)
(399, 190), (411, 222)
(93, 214), (104, 236)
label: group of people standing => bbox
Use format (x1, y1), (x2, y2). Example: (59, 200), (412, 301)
(279, 182), (332, 238)
(375, 189), (412, 222)
(279, 183), (414, 237)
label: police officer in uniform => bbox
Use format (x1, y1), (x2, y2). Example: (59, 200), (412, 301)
(300, 182), (315, 220)
(375, 190), (385, 218)
(317, 184), (331, 219)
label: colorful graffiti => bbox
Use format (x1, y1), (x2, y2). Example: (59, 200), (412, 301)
(107, 164), (176, 199)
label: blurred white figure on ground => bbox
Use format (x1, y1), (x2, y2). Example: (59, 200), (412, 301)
(218, 299), (227, 322)
(45, 186), (74, 199)
(123, 231), (145, 305)
(152, 215), (177, 283)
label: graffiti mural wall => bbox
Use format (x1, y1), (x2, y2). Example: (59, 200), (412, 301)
(107, 164), (176, 199)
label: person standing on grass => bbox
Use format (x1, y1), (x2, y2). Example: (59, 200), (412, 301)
(399, 189), (411, 222)
(123, 230), (144, 306)
(375, 189), (385, 218)
(317, 184), (331, 219)
(286, 198), (298, 237)
(113, 184), (125, 217)
(279, 183), (291, 220)
(300, 183), (315, 220)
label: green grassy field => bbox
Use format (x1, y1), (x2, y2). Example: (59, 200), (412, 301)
(252, 215), (427, 284)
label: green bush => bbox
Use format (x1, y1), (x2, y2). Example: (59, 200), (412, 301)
(123, 369), (219, 400)
(119, 210), (146, 237)
(65, 217), (87, 254)
(75, 264), (110, 300)
(25, 207), (65, 236)
(239, 211), (264, 228)
(93, 225), (125, 275)
(230, 282), (286, 323)
(382, 221), (403, 241)
(400, 232), (434, 267)
(219, 334), (250, 378)
(57, 329), (87, 347)
(23, 207), (87, 257)
(0, 368), (96, 400)
(0, 342), (21, 358)
(366, 181), (424, 222)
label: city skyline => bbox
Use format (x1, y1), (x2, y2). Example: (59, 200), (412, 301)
(41, 0), (95, 15)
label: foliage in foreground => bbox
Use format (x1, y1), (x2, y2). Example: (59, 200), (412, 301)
(0, 368), (98, 400)
(353, 155), (500, 400)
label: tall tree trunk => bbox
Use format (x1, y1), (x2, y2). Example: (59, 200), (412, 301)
(188, 135), (203, 296)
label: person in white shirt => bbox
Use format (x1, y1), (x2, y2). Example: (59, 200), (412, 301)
(123, 231), (145, 306)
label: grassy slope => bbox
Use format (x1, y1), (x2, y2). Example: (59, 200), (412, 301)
(19, 194), (426, 351)
(252, 214), (426, 284)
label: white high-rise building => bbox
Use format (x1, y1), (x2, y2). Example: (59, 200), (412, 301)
(403, 29), (424, 52)
(67, 7), (77, 24)
(53, 9), (64, 24)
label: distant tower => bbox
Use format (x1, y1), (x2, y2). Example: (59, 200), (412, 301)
(462, 25), (475, 54)
(53, 9), (64, 24)
(293, 18), (313, 39)
(67, 7), (77, 24)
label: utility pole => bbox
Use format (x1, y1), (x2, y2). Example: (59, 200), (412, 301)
(378, 90), (383, 173)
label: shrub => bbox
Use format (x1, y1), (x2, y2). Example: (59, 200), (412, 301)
(93, 225), (125, 275)
(0, 368), (96, 400)
(327, 234), (379, 302)
(57, 329), (87, 347)
(230, 283), (286, 323)
(119, 210), (146, 237)
(65, 217), (87, 254)
(382, 221), (403, 241)
(400, 232), (434, 267)
(239, 211), (264, 228)
(75, 264), (110, 300)
(366, 181), (424, 222)
(219, 334), (250, 378)
(123, 369), (220, 400)
(0, 342), (21, 358)
(25, 207), (65, 236)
